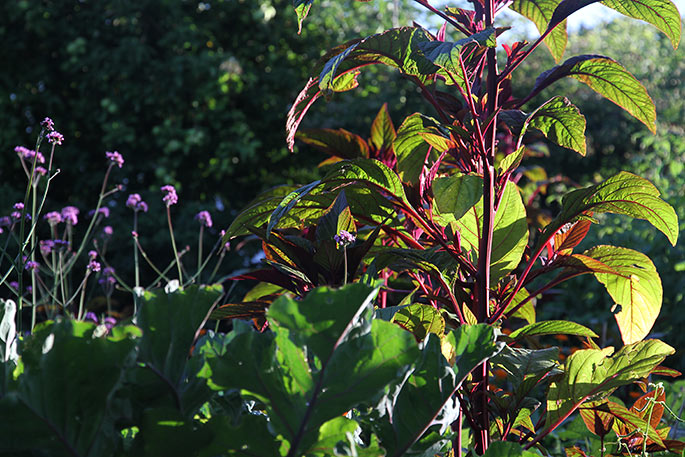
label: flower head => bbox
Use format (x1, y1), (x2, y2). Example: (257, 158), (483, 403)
(46, 131), (64, 146)
(195, 210), (213, 228)
(88, 207), (110, 218)
(41, 117), (55, 131)
(334, 230), (356, 248)
(103, 226), (113, 236)
(87, 260), (101, 272)
(39, 239), (55, 256)
(126, 194), (148, 212)
(105, 151), (124, 168)
(35, 166), (47, 176)
(24, 260), (40, 271)
(44, 211), (62, 226)
(15, 146), (45, 164)
(61, 206), (80, 226)
(161, 185), (178, 207)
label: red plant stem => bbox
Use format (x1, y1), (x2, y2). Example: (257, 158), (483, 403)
(500, 271), (585, 321)
(412, 0), (472, 37)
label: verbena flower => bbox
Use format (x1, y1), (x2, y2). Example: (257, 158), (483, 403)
(195, 210), (213, 228)
(103, 226), (113, 236)
(61, 206), (80, 225)
(41, 117), (55, 131)
(88, 250), (97, 259)
(44, 211), (62, 225)
(53, 240), (70, 250)
(13, 203), (24, 211)
(99, 267), (116, 286)
(88, 207), (110, 218)
(104, 317), (117, 330)
(334, 229), (356, 247)
(105, 151), (124, 168)
(87, 260), (101, 272)
(0, 217), (11, 228)
(39, 240), (55, 256)
(35, 166), (47, 176)
(161, 185), (178, 206)
(15, 146), (45, 164)
(46, 131), (64, 145)
(24, 260), (39, 271)
(84, 312), (98, 323)
(126, 194), (148, 212)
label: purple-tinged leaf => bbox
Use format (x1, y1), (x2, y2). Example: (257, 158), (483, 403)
(547, 0), (602, 32)
(296, 128), (370, 159)
(510, 0), (568, 61)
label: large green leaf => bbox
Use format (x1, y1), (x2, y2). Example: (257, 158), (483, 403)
(602, 0), (681, 49)
(523, 96), (587, 156)
(546, 339), (674, 428)
(567, 246), (663, 345)
(208, 284), (419, 454)
(392, 304), (445, 341)
(511, 0), (568, 61)
(542, 172), (678, 247)
(268, 180), (323, 238)
(491, 345), (560, 387)
(0, 320), (137, 457)
(369, 103), (396, 154)
(379, 325), (501, 457)
(433, 175), (529, 284)
(530, 55), (656, 132)
(296, 128), (370, 159)
(482, 440), (544, 456)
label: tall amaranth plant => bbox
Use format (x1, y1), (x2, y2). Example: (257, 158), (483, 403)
(225, 0), (681, 454)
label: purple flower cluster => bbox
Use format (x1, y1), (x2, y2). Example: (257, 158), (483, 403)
(24, 260), (39, 271)
(99, 267), (116, 287)
(89, 207), (110, 218)
(161, 185), (178, 207)
(41, 117), (55, 131)
(126, 194), (148, 212)
(15, 146), (45, 164)
(105, 151), (124, 168)
(87, 250), (101, 272)
(61, 206), (79, 226)
(39, 239), (70, 255)
(44, 211), (62, 225)
(11, 203), (28, 221)
(334, 230), (356, 247)
(46, 131), (64, 146)
(195, 210), (213, 228)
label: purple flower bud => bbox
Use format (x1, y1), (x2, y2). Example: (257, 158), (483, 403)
(24, 260), (40, 271)
(35, 166), (47, 176)
(0, 217), (12, 228)
(126, 194), (148, 212)
(103, 317), (117, 329)
(105, 151), (124, 168)
(13, 203), (24, 211)
(161, 185), (178, 206)
(41, 117), (55, 131)
(88, 250), (97, 259)
(44, 211), (62, 225)
(87, 260), (101, 272)
(84, 312), (98, 323)
(195, 210), (213, 228)
(9, 281), (19, 290)
(88, 207), (110, 218)
(46, 131), (64, 145)
(61, 206), (79, 226)
(103, 226), (113, 236)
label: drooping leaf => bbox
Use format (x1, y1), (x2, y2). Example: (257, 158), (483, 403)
(369, 103), (397, 154)
(491, 345), (560, 386)
(569, 245), (663, 345)
(324, 158), (410, 207)
(548, 0), (602, 31)
(497, 146), (526, 176)
(542, 172), (678, 247)
(523, 96), (587, 155)
(296, 128), (370, 159)
(511, 0), (568, 61)
(267, 180), (322, 238)
(392, 304), (445, 341)
(434, 175), (529, 284)
(546, 339), (674, 428)
(530, 55), (656, 132)
(580, 400), (664, 446)
(602, 0), (681, 49)
(502, 286), (536, 324)
(508, 320), (598, 340)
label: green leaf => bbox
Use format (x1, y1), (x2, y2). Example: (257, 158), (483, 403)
(369, 103), (397, 154)
(318, 27), (438, 93)
(417, 27), (497, 86)
(572, 246), (663, 345)
(492, 345), (560, 386)
(324, 158), (410, 207)
(392, 304), (445, 341)
(482, 440), (543, 456)
(508, 320), (598, 340)
(602, 0), (681, 49)
(268, 180), (323, 238)
(546, 339), (674, 428)
(316, 190), (355, 244)
(511, 0), (568, 61)
(393, 113), (444, 186)
(531, 55), (656, 132)
(523, 96), (587, 155)
(502, 286), (536, 324)
(208, 284), (419, 454)
(0, 320), (137, 456)
(543, 172), (679, 247)
(293, 0), (314, 33)
(497, 146), (526, 176)
(434, 175), (529, 285)
(380, 326), (501, 457)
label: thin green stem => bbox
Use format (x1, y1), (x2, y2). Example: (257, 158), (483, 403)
(166, 206), (183, 285)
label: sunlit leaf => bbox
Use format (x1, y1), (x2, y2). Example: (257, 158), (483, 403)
(602, 0), (681, 48)
(392, 304), (445, 341)
(508, 320), (598, 340)
(511, 0), (568, 61)
(523, 96), (586, 155)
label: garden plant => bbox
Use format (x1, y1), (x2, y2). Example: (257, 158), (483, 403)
(1, 0), (684, 456)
